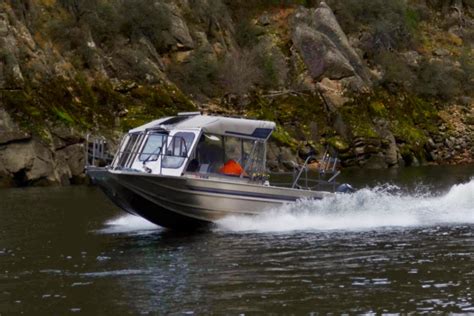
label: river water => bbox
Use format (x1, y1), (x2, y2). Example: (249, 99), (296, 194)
(1, 165), (473, 314)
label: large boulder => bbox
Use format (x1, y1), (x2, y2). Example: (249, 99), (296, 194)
(290, 2), (371, 91)
(292, 24), (355, 80)
(55, 143), (86, 182)
(160, 2), (194, 50)
(0, 139), (58, 186)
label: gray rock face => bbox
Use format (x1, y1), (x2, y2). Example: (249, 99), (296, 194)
(0, 5), (51, 89)
(0, 108), (31, 144)
(0, 107), (88, 187)
(290, 2), (371, 89)
(293, 25), (355, 80)
(55, 143), (86, 184)
(316, 78), (350, 112)
(0, 36), (25, 89)
(0, 12), (8, 36)
(267, 142), (298, 171)
(161, 2), (194, 50)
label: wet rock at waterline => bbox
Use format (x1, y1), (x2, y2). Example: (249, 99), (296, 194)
(0, 109), (86, 187)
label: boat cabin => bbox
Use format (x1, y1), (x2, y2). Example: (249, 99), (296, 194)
(111, 113), (276, 180)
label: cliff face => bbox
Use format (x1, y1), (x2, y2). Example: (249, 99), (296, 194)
(0, 0), (473, 187)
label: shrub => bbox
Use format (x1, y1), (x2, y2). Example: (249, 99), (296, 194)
(330, 0), (415, 53)
(375, 52), (415, 91)
(169, 48), (220, 97)
(118, 0), (171, 53)
(234, 19), (264, 48)
(415, 58), (462, 101)
(254, 45), (288, 89)
(47, 17), (83, 51)
(225, 0), (314, 13)
(425, 0), (473, 12)
(8, 0), (35, 24)
(58, 0), (98, 22)
(459, 51), (474, 95)
(188, 0), (228, 25)
(85, 2), (121, 46)
(218, 50), (260, 96)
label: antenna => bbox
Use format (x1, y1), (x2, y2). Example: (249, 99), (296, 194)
(177, 111), (201, 116)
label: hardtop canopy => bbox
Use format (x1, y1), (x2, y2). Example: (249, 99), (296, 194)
(129, 114), (276, 140)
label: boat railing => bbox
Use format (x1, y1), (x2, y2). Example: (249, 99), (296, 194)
(85, 134), (114, 167)
(268, 151), (341, 192)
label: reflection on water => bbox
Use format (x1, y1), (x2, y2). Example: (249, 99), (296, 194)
(0, 165), (473, 314)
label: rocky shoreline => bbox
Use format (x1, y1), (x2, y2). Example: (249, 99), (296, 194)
(1, 105), (472, 188)
(1, 1), (473, 187)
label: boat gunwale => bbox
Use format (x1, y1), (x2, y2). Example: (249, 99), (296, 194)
(107, 168), (334, 196)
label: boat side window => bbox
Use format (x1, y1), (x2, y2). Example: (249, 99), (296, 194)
(139, 133), (167, 162)
(224, 136), (253, 166)
(162, 132), (195, 169)
(194, 134), (224, 173)
(246, 140), (266, 175)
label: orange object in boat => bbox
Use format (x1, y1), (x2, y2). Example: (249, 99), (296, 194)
(219, 159), (245, 176)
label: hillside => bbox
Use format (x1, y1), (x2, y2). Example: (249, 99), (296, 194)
(0, 0), (473, 187)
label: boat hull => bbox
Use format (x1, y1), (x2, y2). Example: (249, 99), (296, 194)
(87, 167), (333, 230)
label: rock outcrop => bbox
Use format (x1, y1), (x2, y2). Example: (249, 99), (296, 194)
(0, 109), (86, 187)
(291, 3), (371, 91)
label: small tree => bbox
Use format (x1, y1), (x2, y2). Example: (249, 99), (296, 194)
(58, 0), (97, 23)
(218, 50), (261, 97)
(169, 48), (220, 97)
(415, 59), (462, 101)
(85, 2), (121, 46)
(119, 0), (171, 52)
(331, 0), (415, 53)
(253, 44), (288, 89)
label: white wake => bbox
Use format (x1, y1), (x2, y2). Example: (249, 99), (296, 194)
(216, 180), (474, 233)
(97, 214), (160, 234)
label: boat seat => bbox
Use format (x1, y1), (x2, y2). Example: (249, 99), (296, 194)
(199, 163), (210, 173)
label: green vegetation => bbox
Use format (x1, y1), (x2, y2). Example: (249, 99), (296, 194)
(330, 0), (415, 52)
(49, 0), (172, 53)
(1, 75), (195, 140)
(118, 0), (171, 53)
(169, 48), (220, 98)
(235, 19), (264, 48)
(326, 135), (349, 152)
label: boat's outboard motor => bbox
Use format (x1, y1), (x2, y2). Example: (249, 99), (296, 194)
(336, 183), (355, 193)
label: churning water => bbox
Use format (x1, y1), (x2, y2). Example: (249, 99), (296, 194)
(1, 165), (473, 314)
(98, 214), (161, 235)
(103, 179), (474, 233)
(218, 179), (474, 232)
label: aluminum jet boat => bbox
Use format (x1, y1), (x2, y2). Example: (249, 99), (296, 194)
(86, 112), (351, 230)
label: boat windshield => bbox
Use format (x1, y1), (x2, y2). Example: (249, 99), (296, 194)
(139, 133), (167, 162)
